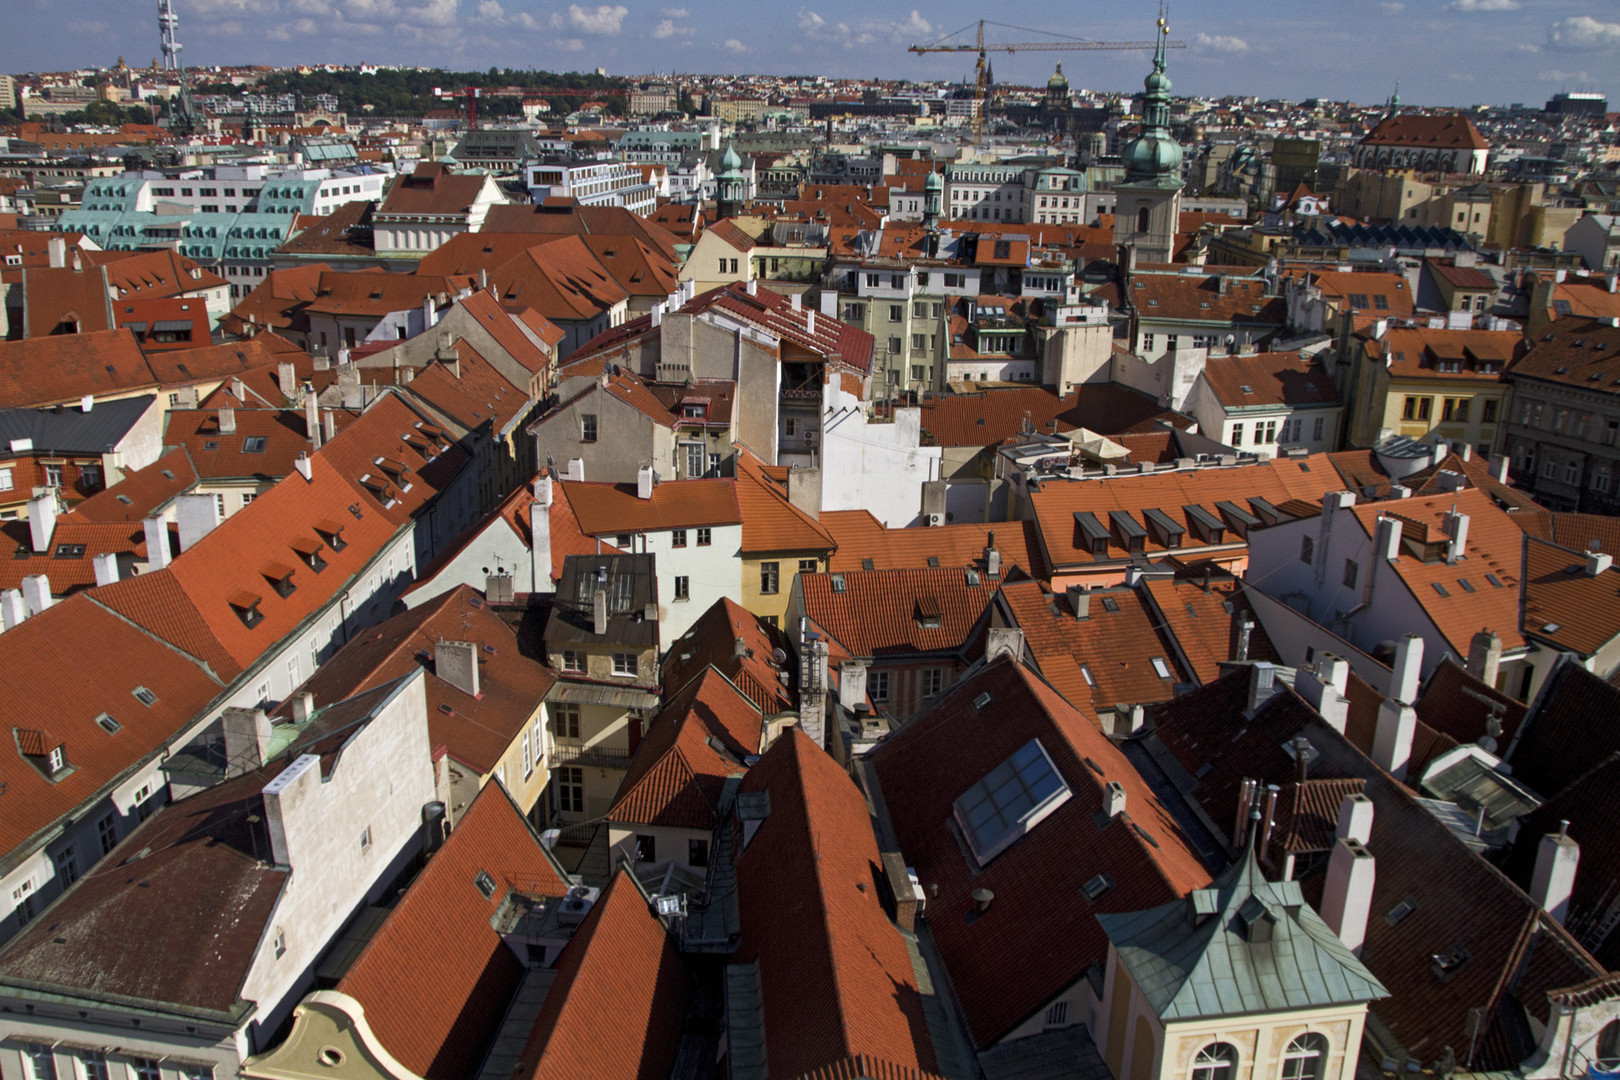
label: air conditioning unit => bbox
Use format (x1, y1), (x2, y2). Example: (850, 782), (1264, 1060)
(556, 884), (600, 927)
(925, 513), (944, 527)
(803, 431), (818, 445)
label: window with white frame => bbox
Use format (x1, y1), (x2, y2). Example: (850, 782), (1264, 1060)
(556, 766), (584, 813)
(22, 1044), (55, 1080)
(522, 731), (533, 777)
(11, 878), (38, 927)
(551, 702), (581, 740)
(78, 1054), (109, 1080)
(1280, 1035), (1328, 1080)
(612, 653), (638, 677)
(870, 670), (890, 702)
(1191, 1044), (1238, 1080)
(922, 668), (946, 697)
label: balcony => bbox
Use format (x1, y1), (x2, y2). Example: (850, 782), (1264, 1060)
(551, 741), (634, 769)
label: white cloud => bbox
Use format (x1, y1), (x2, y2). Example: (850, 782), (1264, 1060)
(1447, 0), (1518, 11)
(652, 18), (692, 38)
(1538, 68), (1593, 82)
(796, 8), (932, 48)
(797, 10), (826, 32)
(554, 35), (584, 50)
(661, 6), (688, 15)
(1193, 32), (1249, 52)
(895, 10), (931, 38)
(404, 0), (458, 26)
(1548, 15), (1620, 50)
(1378, 2), (1403, 12)
(551, 3), (626, 34)
(477, 0), (503, 16)
(268, 16), (320, 40)
(722, 37), (746, 52)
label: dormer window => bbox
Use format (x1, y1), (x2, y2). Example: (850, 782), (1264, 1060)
(374, 457), (413, 491)
(228, 590), (265, 628)
(291, 537), (327, 573)
(315, 519), (347, 552)
(915, 597), (943, 629)
(262, 563), (297, 598)
(16, 729), (68, 779)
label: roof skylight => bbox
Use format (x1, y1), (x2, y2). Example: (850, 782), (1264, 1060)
(953, 738), (1072, 867)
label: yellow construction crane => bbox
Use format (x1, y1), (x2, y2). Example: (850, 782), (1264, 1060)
(910, 19), (1185, 142)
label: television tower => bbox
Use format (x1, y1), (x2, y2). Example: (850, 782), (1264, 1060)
(158, 0), (182, 71)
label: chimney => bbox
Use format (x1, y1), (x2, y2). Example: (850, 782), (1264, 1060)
(1321, 838), (1377, 954)
(1531, 823), (1580, 926)
(593, 585), (609, 636)
(1257, 784), (1280, 863)
(1247, 661), (1278, 713)
(1233, 778), (1259, 847)
(1296, 654), (1351, 733)
(422, 296), (436, 329)
(1460, 442), (1472, 462)
(985, 546), (1002, 578)
(1435, 470), (1465, 493)
(1389, 484), (1411, 499)
(806, 310), (816, 334)
(262, 752), (322, 868)
(1336, 792), (1374, 845)
(790, 293), (802, 311)
(1292, 735), (1312, 784)
(972, 887), (995, 915)
(837, 660), (869, 712)
(1488, 453), (1510, 484)
(80, 394), (93, 413)
(1391, 633), (1423, 704)
(1372, 699), (1417, 780)
(434, 640), (481, 697)
(232, 376), (246, 400)
(1235, 616), (1253, 662)
(290, 692), (316, 724)
(1104, 781), (1127, 819)
(651, 301), (664, 328)
(530, 504), (553, 594)
(746, 277), (757, 296)
(27, 494), (56, 554)
(566, 458), (585, 482)
(92, 552), (119, 587)
(1588, 552), (1613, 577)
(1467, 629), (1502, 688)
(1375, 515), (1403, 562)
(277, 361), (295, 398)
(637, 465), (654, 500)
(323, 411), (337, 443)
(1067, 585), (1091, 619)
(176, 492), (222, 552)
(0, 589), (27, 630)
(294, 452), (313, 482)
(19, 574), (50, 616)
(143, 515), (172, 570)
(305, 388), (322, 449)
(222, 706), (273, 777)
(47, 236), (66, 269)
(218, 407), (237, 435)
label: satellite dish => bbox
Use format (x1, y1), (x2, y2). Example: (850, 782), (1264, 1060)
(772, 647), (787, 664)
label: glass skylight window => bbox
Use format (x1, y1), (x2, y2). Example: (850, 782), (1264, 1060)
(953, 738), (1072, 866)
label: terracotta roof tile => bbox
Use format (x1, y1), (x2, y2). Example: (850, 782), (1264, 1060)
(1141, 575), (1280, 685)
(802, 566), (998, 660)
(918, 384), (1191, 447)
(1414, 657), (1528, 751)
(1512, 317), (1620, 390)
(1360, 112), (1489, 150)
(1508, 660), (1620, 799)
(662, 597), (794, 715)
(736, 730), (941, 1077)
(512, 870), (692, 1080)
(1199, 352), (1340, 409)
(335, 784), (569, 1080)
(734, 449), (834, 554)
(1126, 271), (1285, 327)
(872, 659), (1212, 1047)
(560, 477), (740, 535)
(821, 510), (1044, 579)
(607, 667), (756, 829)
(0, 329), (153, 407)
(1521, 536), (1620, 657)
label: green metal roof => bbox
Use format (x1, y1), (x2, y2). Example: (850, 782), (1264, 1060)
(1096, 847), (1388, 1021)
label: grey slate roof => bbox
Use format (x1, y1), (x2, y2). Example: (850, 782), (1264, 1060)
(0, 395), (156, 457)
(1097, 847), (1387, 1021)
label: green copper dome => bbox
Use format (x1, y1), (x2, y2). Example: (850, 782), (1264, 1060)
(1049, 63), (1069, 89)
(719, 141), (743, 176)
(924, 170), (943, 191)
(1120, 17), (1182, 185)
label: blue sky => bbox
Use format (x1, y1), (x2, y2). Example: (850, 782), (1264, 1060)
(11, 0), (1618, 107)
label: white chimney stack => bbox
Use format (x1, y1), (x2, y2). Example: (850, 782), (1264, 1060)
(1321, 838), (1376, 955)
(1372, 699), (1417, 780)
(1444, 510), (1469, 563)
(92, 552), (120, 587)
(47, 236), (66, 269)
(530, 501), (554, 593)
(636, 465), (654, 500)
(1104, 781), (1127, 819)
(20, 574), (52, 616)
(176, 493), (222, 553)
(305, 387), (322, 449)
(791, 293), (802, 311)
(143, 515), (172, 571)
(1391, 633), (1423, 704)
(218, 407), (237, 435)
(1296, 654), (1351, 733)
(806, 309), (816, 334)
(1335, 792), (1374, 845)
(0, 588), (27, 629)
(566, 458), (585, 482)
(1375, 515), (1403, 562)
(1531, 823), (1580, 926)
(27, 494), (56, 554)
(433, 640), (481, 697)
(1247, 661), (1279, 713)
(294, 452), (313, 482)
(80, 394), (94, 413)
(1588, 552), (1613, 577)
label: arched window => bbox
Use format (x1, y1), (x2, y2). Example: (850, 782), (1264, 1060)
(1137, 206), (1150, 233)
(1596, 1021), (1620, 1071)
(1192, 1043), (1238, 1080)
(1281, 1034), (1329, 1080)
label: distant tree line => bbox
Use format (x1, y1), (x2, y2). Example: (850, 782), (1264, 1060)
(191, 67), (631, 119)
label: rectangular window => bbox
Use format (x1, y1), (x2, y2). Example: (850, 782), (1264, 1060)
(634, 834), (657, 862)
(685, 442), (705, 477)
(799, 558), (817, 574)
(1141, 333), (1154, 351)
(551, 703), (581, 740)
(922, 668), (945, 697)
(697, 527), (711, 546)
(1482, 400), (1498, 424)
(133, 1060), (159, 1080)
(360, 826), (372, 853)
(560, 650), (583, 672)
(671, 528), (687, 547)
(580, 414), (598, 442)
(889, 304), (903, 322)
(1231, 423), (1244, 446)
(760, 561), (779, 595)
(97, 813), (117, 854)
(0, 468), (12, 491)
(612, 652), (639, 677)
(522, 731), (533, 777)
(11, 879), (37, 927)
(689, 838), (710, 867)
(1313, 416), (1325, 440)
(912, 333), (927, 351)
(1300, 535), (1315, 564)
(79, 1055), (108, 1080)
(1343, 559), (1359, 589)
(674, 575), (689, 600)
(55, 845), (79, 888)
(870, 671), (890, 702)
(557, 766), (584, 813)
(44, 464), (63, 487)
(24, 1044), (56, 1080)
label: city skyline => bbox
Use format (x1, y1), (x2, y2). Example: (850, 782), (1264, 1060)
(10, 0), (1618, 108)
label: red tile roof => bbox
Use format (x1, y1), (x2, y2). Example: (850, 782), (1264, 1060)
(917, 384), (1191, 448)
(1510, 317), (1620, 390)
(802, 566), (998, 660)
(1415, 656), (1528, 748)
(488, 235), (630, 323)
(1140, 574), (1281, 684)
(1198, 352), (1340, 409)
(999, 579), (1187, 710)
(1521, 536), (1620, 657)
(663, 597), (794, 715)
(822, 510), (1046, 579)
(607, 667), (756, 829)
(71, 447), (199, 522)
(378, 162), (497, 218)
(736, 729), (943, 1078)
(735, 449), (834, 554)
(165, 407), (350, 481)
(1361, 113), (1489, 150)
(336, 783), (569, 1080)
(560, 477), (740, 535)
(0, 518), (149, 594)
(871, 658), (1212, 1047)
(1125, 271), (1286, 326)
(0, 593), (223, 863)
(512, 870), (692, 1080)
(0, 329), (153, 407)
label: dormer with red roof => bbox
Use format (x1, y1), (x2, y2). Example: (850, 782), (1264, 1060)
(1355, 113), (1489, 175)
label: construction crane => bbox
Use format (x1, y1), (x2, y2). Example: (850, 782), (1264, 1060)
(432, 85), (625, 130)
(910, 19), (1185, 142)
